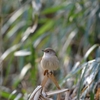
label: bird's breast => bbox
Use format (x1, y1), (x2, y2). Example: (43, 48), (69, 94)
(41, 56), (59, 71)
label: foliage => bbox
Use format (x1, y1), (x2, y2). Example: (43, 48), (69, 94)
(0, 0), (100, 99)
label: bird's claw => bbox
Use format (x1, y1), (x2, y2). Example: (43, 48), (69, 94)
(44, 70), (49, 76)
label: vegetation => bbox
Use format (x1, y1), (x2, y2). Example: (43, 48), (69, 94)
(0, 0), (100, 100)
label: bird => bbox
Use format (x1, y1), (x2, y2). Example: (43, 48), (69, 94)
(41, 48), (59, 75)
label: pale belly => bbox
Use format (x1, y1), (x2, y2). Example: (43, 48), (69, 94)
(41, 57), (59, 71)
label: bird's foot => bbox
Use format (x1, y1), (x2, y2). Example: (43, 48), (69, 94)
(49, 71), (53, 75)
(44, 70), (49, 76)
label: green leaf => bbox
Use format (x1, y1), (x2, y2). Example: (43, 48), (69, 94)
(0, 91), (23, 100)
(84, 44), (99, 60)
(42, 2), (73, 14)
(32, 20), (55, 41)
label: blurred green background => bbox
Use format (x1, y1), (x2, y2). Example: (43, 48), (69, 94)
(0, 0), (100, 100)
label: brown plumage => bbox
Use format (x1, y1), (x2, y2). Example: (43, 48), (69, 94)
(41, 48), (59, 71)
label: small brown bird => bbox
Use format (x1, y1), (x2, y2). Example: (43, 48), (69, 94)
(41, 48), (59, 75)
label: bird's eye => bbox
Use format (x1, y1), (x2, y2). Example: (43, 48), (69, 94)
(46, 50), (49, 53)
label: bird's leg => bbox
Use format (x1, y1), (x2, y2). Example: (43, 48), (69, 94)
(40, 74), (48, 99)
(41, 74), (48, 87)
(48, 73), (61, 90)
(48, 72), (61, 100)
